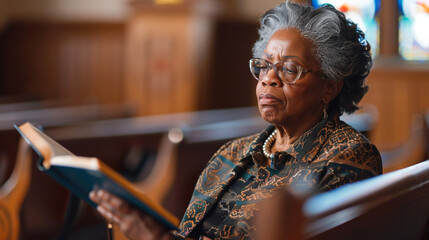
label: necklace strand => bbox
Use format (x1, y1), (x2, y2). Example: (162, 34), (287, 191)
(263, 129), (277, 159)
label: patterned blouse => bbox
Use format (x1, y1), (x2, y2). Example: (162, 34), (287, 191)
(174, 115), (382, 240)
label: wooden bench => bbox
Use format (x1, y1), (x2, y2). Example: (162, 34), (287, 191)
(0, 99), (64, 113)
(0, 102), (135, 130)
(257, 159), (429, 240)
(0, 138), (32, 240)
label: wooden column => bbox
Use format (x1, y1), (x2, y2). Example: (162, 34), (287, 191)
(124, 0), (220, 116)
(379, 0), (399, 57)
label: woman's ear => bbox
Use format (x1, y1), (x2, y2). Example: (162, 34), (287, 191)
(323, 79), (343, 103)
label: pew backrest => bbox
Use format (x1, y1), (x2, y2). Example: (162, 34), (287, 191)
(0, 102), (135, 131)
(304, 160), (429, 240)
(0, 138), (32, 240)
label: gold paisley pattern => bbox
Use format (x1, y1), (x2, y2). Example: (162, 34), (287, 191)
(174, 116), (382, 239)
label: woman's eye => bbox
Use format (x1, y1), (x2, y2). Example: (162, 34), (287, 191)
(282, 62), (298, 74)
(256, 62), (268, 68)
(282, 67), (297, 74)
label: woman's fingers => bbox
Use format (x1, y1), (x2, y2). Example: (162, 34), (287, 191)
(89, 190), (99, 203)
(90, 190), (128, 211)
(100, 190), (129, 212)
(97, 204), (122, 224)
(89, 190), (130, 223)
(88, 190), (173, 240)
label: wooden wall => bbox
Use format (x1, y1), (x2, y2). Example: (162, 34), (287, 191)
(363, 63), (429, 148)
(123, 3), (217, 115)
(1, 1), (429, 149)
(0, 22), (125, 104)
(0, 1), (257, 113)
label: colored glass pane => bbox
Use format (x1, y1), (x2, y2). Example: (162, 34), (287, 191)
(312, 0), (380, 58)
(398, 0), (429, 60)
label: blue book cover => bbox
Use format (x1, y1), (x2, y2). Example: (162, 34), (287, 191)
(15, 122), (179, 231)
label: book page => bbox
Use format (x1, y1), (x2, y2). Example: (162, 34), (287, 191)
(51, 156), (100, 170)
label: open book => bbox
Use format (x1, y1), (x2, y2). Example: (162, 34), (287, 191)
(15, 122), (179, 230)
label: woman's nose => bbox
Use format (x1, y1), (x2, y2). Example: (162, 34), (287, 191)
(261, 68), (283, 87)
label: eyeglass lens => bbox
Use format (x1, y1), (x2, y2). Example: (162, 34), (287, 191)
(250, 59), (302, 83)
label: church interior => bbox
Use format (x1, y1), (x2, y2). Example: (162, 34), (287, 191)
(1, 0), (429, 239)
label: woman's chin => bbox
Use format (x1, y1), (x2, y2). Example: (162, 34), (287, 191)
(261, 111), (279, 124)
(259, 107), (288, 125)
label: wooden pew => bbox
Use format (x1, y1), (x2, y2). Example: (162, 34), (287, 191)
(0, 138), (32, 240)
(0, 100), (63, 113)
(305, 159), (429, 239)
(0, 98), (100, 114)
(257, 159), (429, 240)
(0, 102), (135, 130)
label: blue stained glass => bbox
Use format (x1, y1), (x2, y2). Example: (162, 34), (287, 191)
(398, 0), (429, 61)
(312, 0), (380, 58)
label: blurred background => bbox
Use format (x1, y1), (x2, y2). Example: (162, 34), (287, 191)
(1, 0), (428, 147)
(1, 0), (429, 239)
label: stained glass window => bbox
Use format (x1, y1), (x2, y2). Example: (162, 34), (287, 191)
(312, 0), (380, 58)
(398, 0), (429, 61)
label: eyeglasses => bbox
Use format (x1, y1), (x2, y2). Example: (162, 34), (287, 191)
(249, 58), (314, 84)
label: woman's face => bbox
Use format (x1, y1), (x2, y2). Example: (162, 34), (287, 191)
(256, 28), (328, 128)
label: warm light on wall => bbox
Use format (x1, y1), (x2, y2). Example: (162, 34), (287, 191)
(154, 0), (183, 5)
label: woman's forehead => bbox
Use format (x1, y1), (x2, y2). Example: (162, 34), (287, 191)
(264, 29), (317, 66)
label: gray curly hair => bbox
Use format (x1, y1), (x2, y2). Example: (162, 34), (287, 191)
(252, 1), (372, 116)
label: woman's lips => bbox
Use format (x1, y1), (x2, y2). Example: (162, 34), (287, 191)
(259, 93), (281, 104)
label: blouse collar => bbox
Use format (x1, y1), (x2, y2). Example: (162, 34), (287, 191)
(241, 115), (340, 167)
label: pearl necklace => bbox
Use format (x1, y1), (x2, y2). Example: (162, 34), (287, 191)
(263, 129), (277, 159)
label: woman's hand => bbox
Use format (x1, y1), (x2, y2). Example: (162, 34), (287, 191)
(89, 190), (173, 240)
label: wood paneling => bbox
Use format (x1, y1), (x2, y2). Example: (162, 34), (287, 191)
(364, 62), (429, 148)
(205, 19), (258, 110)
(0, 22), (125, 104)
(1, 11), (428, 150)
(124, 2), (219, 115)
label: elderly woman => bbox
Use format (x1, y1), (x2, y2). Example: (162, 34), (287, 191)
(90, 2), (382, 240)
